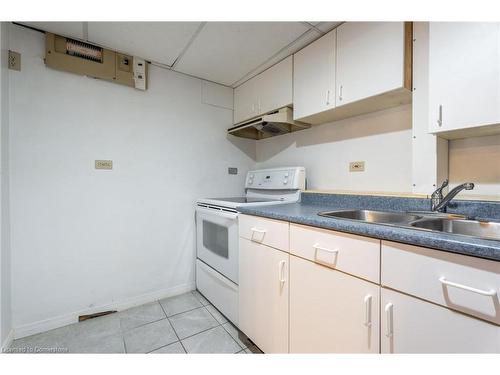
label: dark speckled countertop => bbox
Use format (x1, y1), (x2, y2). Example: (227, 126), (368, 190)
(238, 193), (500, 262)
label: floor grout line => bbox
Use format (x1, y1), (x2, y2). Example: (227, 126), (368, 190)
(158, 298), (188, 354)
(158, 296), (207, 318)
(175, 324), (245, 353)
(13, 292), (251, 354)
(220, 323), (246, 350)
(120, 316), (168, 334)
(167, 310), (222, 342)
(191, 290), (211, 306)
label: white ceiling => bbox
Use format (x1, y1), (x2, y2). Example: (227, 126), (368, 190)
(87, 22), (203, 66)
(19, 21), (341, 87)
(173, 22), (309, 85)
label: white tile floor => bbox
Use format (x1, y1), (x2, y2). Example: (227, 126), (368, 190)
(7, 291), (262, 354)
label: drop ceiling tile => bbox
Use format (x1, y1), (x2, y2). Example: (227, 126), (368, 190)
(87, 22), (201, 66)
(19, 22), (85, 39)
(175, 22), (310, 86)
(232, 29), (322, 87)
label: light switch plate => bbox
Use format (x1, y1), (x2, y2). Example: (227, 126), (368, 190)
(95, 160), (113, 170)
(349, 161), (365, 172)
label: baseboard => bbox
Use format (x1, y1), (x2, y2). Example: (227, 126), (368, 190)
(13, 282), (195, 339)
(1, 329), (14, 352)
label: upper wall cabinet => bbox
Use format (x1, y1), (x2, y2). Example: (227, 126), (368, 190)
(294, 22), (412, 125)
(233, 56), (293, 125)
(293, 30), (336, 120)
(428, 23), (500, 139)
(336, 22), (409, 106)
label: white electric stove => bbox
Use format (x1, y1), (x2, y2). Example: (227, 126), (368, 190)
(195, 167), (305, 326)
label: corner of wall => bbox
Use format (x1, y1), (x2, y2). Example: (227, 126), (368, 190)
(0, 21), (13, 347)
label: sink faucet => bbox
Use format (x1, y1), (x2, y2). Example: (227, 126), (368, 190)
(431, 180), (474, 212)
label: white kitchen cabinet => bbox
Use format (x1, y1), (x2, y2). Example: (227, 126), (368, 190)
(336, 22), (409, 106)
(290, 223), (380, 283)
(239, 214), (289, 252)
(428, 22), (500, 137)
(233, 56), (292, 124)
(289, 255), (379, 353)
(293, 22), (412, 125)
(381, 288), (500, 353)
(238, 238), (289, 353)
(382, 240), (500, 325)
(233, 76), (258, 125)
(293, 29), (336, 121)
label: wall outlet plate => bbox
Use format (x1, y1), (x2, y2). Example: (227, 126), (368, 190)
(349, 161), (365, 172)
(8, 50), (21, 71)
(95, 160), (113, 170)
(228, 167), (238, 175)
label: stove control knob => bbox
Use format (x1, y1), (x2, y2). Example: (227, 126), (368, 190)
(284, 173), (289, 177)
(283, 179), (288, 185)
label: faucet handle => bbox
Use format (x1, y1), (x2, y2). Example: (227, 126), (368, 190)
(438, 179), (449, 190)
(432, 179), (448, 198)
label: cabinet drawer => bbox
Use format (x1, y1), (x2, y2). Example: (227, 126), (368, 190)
(239, 214), (289, 252)
(382, 241), (500, 324)
(290, 224), (380, 283)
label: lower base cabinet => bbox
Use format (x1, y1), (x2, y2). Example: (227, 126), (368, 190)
(289, 255), (380, 353)
(238, 238), (289, 353)
(238, 216), (500, 353)
(381, 288), (500, 353)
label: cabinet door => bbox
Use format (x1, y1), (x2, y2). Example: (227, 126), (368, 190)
(233, 76), (258, 124)
(293, 29), (336, 120)
(238, 238), (289, 353)
(233, 56), (293, 125)
(289, 255), (379, 353)
(256, 55), (293, 116)
(381, 288), (500, 353)
(428, 22), (500, 133)
(336, 22), (405, 106)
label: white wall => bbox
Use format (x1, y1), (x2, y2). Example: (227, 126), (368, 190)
(449, 134), (500, 198)
(256, 104), (413, 193)
(1, 22), (13, 348)
(8, 24), (255, 337)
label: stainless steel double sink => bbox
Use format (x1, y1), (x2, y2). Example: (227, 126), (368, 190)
(318, 209), (500, 241)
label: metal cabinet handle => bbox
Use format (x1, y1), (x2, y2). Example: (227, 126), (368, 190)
(437, 104), (442, 127)
(385, 303), (394, 337)
(278, 260), (286, 285)
(338, 85), (343, 101)
(326, 90), (331, 105)
(364, 295), (372, 327)
(439, 277), (496, 296)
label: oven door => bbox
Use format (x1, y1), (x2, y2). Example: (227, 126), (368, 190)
(196, 205), (239, 284)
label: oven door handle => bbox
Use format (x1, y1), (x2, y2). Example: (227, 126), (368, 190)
(195, 206), (239, 220)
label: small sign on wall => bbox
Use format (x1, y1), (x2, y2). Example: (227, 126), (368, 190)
(95, 160), (113, 170)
